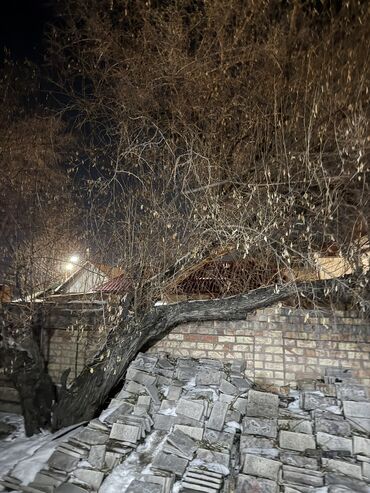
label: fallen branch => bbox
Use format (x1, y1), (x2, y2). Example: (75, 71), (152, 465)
(51, 276), (358, 430)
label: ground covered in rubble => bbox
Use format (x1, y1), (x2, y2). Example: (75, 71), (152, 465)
(1, 354), (370, 492)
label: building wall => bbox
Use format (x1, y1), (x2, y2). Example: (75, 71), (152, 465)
(0, 301), (110, 413)
(0, 372), (21, 414)
(2, 302), (369, 415)
(147, 307), (370, 389)
(46, 327), (104, 384)
(41, 302), (110, 384)
(63, 266), (108, 294)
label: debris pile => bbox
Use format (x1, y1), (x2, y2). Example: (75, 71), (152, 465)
(1, 354), (369, 492)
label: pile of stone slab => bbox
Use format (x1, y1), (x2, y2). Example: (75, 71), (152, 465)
(148, 356), (251, 492)
(1, 354), (370, 493)
(237, 367), (370, 493)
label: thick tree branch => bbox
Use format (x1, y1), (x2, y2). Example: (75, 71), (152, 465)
(51, 276), (358, 430)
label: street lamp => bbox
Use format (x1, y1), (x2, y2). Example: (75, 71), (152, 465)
(64, 255), (79, 272)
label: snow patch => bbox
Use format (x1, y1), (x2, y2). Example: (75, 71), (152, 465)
(0, 417), (83, 484)
(183, 377), (196, 390)
(325, 405), (342, 415)
(99, 431), (168, 493)
(224, 421), (241, 431)
(159, 407), (177, 416)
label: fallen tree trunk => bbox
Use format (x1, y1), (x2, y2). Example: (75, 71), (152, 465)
(51, 277), (355, 430)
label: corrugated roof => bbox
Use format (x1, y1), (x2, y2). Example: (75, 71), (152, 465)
(169, 259), (279, 297)
(96, 274), (133, 294)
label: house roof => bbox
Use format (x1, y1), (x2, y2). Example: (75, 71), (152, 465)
(167, 258), (280, 297)
(52, 261), (124, 295)
(96, 273), (133, 294)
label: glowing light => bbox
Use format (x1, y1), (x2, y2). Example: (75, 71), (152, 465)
(70, 255), (79, 263)
(65, 262), (74, 271)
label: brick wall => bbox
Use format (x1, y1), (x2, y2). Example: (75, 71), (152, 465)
(46, 328), (105, 383)
(0, 301), (111, 412)
(146, 307), (370, 389)
(42, 303), (110, 384)
(0, 372), (21, 413)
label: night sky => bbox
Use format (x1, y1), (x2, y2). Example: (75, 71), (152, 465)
(0, 0), (53, 61)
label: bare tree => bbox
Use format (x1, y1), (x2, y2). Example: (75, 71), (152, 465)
(45, 0), (370, 428)
(2, 1), (369, 432)
(0, 61), (81, 434)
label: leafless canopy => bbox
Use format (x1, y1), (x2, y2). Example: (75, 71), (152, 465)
(1, 0), (369, 433)
(45, 0), (370, 307)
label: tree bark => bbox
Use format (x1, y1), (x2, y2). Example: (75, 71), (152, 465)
(0, 343), (55, 436)
(51, 277), (350, 430)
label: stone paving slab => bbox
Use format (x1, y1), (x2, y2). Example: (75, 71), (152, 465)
(282, 464), (324, 487)
(326, 472), (370, 492)
(231, 377), (251, 393)
(246, 390), (279, 418)
(279, 452), (319, 471)
(167, 429), (197, 459)
(196, 448), (230, 470)
(126, 479), (162, 493)
(279, 430), (316, 452)
(233, 397), (248, 415)
(203, 429), (235, 451)
(54, 484), (88, 493)
(153, 413), (176, 431)
(181, 482), (219, 492)
(240, 435), (276, 456)
(343, 401), (370, 418)
(167, 385), (183, 401)
(74, 428), (109, 446)
(176, 398), (205, 421)
(242, 454), (281, 481)
(242, 417), (278, 438)
(87, 445), (106, 469)
(206, 402), (229, 431)
(184, 470), (223, 488)
(235, 474), (278, 493)
(315, 415), (351, 436)
(353, 436), (370, 457)
(11, 353), (370, 493)
(47, 452), (80, 473)
(336, 384), (368, 402)
(278, 418), (312, 435)
(316, 432), (352, 453)
(71, 469), (104, 490)
(173, 424), (204, 441)
(144, 383), (161, 405)
(196, 369), (223, 387)
(152, 451), (188, 477)
(322, 458), (363, 479)
(300, 392), (337, 411)
(220, 379), (238, 396)
(109, 423), (140, 443)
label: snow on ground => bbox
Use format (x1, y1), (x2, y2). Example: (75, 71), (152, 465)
(0, 413), (84, 485)
(0, 413), (24, 441)
(99, 431), (168, 493)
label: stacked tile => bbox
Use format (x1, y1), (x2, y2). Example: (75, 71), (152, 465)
(278, 367), (370, 493)
(181, 467), (224, 492)
(35, 354), (160, 493)
(237, 389), (281, 492)
(148, 356), (254, 492)
(126, 473), (174, 493)
(4, 357), (370, 493)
